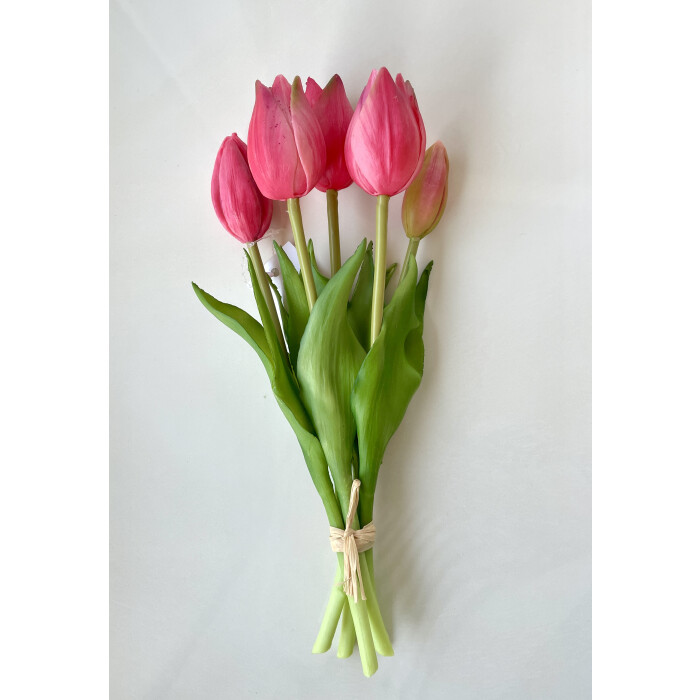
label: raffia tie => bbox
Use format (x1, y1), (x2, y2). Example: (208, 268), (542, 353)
(329, 479), (376, 603)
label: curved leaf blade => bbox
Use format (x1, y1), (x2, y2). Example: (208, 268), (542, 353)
(350, 256), (432, 524)
(272, 241), (309, 368)
(192, 282), (272, 373)
(297, 241), (367, 518)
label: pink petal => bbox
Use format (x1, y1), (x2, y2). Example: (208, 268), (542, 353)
(248, 80), (302, 200)
(304, 77), (323, 107)
(290, 76), (325, 196)
(211, 136), (233, 235)
(313, 75), (354, 191)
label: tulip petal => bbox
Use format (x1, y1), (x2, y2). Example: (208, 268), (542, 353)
(290, 76), (325, 195)
(248, 80), (303, 200)
(312, 74), (354, 191)
(219, 136), (262, 241)
(304, 77), (323, 106)
(211, 136), (233, 235)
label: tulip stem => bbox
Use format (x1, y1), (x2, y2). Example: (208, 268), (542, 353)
(399, 238), (420, 283)
(326, 189), (341, 276)
(337, 600), (356, 657)
(312, 565), (346, 653)
(247, 241), (286, 353)
(370, 195), (390, 345)
(287, 198), (317, 311)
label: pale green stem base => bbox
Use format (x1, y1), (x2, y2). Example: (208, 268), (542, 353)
(313, 550), (394, 662)
(326, 189), (341, 276)
(399, 238), (420, 283)
(341, 553), (378, 677)
(337, 601), (356, 658)
(312, 566), (346, 654)
(370, 195), (390, 345)
(360, 553), (393, 656)
(247, 241), (286, 352)
(287, 197), (317, 311)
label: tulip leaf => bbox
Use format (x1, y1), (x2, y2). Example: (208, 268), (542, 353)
(297, 240), (367, 520)
(192, 282), (272, 372)
(268, 276), (289, 335)
(246, 249), (346, 527)
(272, 241), (309, 369)
(350, 256), (432, 526)
(347, 241), (375, 352)
(385, 262), (398, 288)
(192, 274), (342, 529)
(308, 239), (329, 296)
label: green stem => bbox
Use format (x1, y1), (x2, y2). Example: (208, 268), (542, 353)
(360, 552), (393, 656)
(247, 241), (287, 354)
(287, 197), (317, 311)
(399, 238), (420, 283)
(370, 195), (390, 345)
(337, 600), (356, 658)
(312, 566), (346, 654)
(344, 585), (378, 676)
(326, 189), (341, 276)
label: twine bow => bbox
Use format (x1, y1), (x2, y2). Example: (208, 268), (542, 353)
(329, 479), (376, 602)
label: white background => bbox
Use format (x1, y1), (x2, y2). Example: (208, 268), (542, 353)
(110, 0), (590, 698)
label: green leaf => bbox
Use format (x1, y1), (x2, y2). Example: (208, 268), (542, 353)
(192, 282), (272, 373)
(405, 261), (433, 374)
(245, 251), (346, 528)
(350, 256), (432, 526)
(347, 241), (374, 352)
(308, 239), (329, 296)
(193, 273), (343, 528)
(385, 262), (398, 288)
(272, 241), (309, 369)
(297, 241), (367, 519)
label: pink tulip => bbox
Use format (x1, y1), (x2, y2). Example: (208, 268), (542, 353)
(211, 133), (273, 244)
(247, 75), (326, 200)
(401, 141), (449, 239)
(345, 67), (426, 197)
(305, 75), (354, 192)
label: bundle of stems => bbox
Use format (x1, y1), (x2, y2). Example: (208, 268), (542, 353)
(197, 133), (448, 677)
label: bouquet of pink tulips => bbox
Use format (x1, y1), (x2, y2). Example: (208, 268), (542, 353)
(194, 67), (449, 677)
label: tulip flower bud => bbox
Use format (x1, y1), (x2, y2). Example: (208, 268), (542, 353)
(345, 67), (426, 197)
(247, 75), (326, 200)
(401, 141), (449, 239)
(211, 133), (273, 243)
(305, 75), (354, 192)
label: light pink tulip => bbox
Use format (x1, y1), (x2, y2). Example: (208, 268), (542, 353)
(211, 133), (273, 244)
(305, 75), (354, 192)
(345, 67), (426, 197)
(247, 75), (326, 200)
(401, 141), (449, 239)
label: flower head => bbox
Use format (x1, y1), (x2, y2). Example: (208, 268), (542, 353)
(401, 141), (449, 239)
(247, 75), (326, 200)
(211, 133), (273, 243)
(345, 67), (426, 196)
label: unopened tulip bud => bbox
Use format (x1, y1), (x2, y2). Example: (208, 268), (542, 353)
(211, 133), (273, 243)
(345, 67), (426, 197)
(247, 75), (326, 200)
(401, 141), (449, 239)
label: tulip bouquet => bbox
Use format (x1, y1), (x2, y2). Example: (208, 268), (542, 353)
(194, 68), (449, 677)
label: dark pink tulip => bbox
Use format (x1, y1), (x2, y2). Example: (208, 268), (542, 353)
(247, 75), (326, 200)
(345, 67), (426, 197)
(305, 75), (354, 192)
(211, 133), (273, 244)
